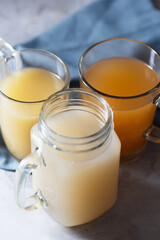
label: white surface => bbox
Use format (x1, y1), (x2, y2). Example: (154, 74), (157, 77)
(0, 142), (160, 240)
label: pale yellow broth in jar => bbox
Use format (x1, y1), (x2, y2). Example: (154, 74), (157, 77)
(32, 109), (121, 226)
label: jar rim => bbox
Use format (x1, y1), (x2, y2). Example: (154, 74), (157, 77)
(38, 88), (113, 152)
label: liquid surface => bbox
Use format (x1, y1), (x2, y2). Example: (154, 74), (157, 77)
(47, 109), (104, 137)
(0, 67), (64, 101)
(84, 57), (159, 97)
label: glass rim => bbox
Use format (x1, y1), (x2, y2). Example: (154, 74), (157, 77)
(78, 37), (160, 100)
(0, 48), (70, 104)
(39, 88), (113, 146)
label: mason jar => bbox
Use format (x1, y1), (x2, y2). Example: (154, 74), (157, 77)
(15, 88), (121, 227)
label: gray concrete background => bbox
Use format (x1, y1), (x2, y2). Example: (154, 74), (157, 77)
(0, 0), (94, 45)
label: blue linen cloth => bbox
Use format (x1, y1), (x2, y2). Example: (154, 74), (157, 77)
(1, 0), (160, 171)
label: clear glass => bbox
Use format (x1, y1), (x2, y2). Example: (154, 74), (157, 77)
(15, 89), (121, 226)
(0, 39), (70, 161)
(78, 38), (160, 162)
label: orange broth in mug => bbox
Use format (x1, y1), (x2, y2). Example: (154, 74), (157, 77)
(83, 57), (159, 160)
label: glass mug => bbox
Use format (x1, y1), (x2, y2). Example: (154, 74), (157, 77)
(79, 38), (160, 162)
(15, 89), (121, 227)
(0, 38), (70, 161)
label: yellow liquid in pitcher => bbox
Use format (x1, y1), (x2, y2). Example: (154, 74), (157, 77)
(32, 109), (121, 226)
(0, 68), (65, 160)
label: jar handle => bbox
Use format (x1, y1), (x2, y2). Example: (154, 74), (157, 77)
(15, 148), (48, 211)
(143, 94), (160, 143)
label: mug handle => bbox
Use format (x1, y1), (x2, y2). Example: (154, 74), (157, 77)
(143, 94), (160, 143)
(15, 148), (48, 211)
(0, 38), (14, 59)
(0, 38), (16, 79)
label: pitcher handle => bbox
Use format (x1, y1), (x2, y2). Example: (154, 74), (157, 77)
(15, 148), (48, 211)
(143, 94), (160, 143)
(0, 38), (14, 60)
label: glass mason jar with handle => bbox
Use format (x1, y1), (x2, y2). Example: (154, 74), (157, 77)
(15, 88), (121, 227)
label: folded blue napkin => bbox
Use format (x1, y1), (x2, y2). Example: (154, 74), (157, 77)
(1, 0), (160, 171)
(16, 0), (160, 81)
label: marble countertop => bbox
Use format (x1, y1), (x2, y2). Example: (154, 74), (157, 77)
(0, 142), (160, 240)
(0, 0), (160, 239)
